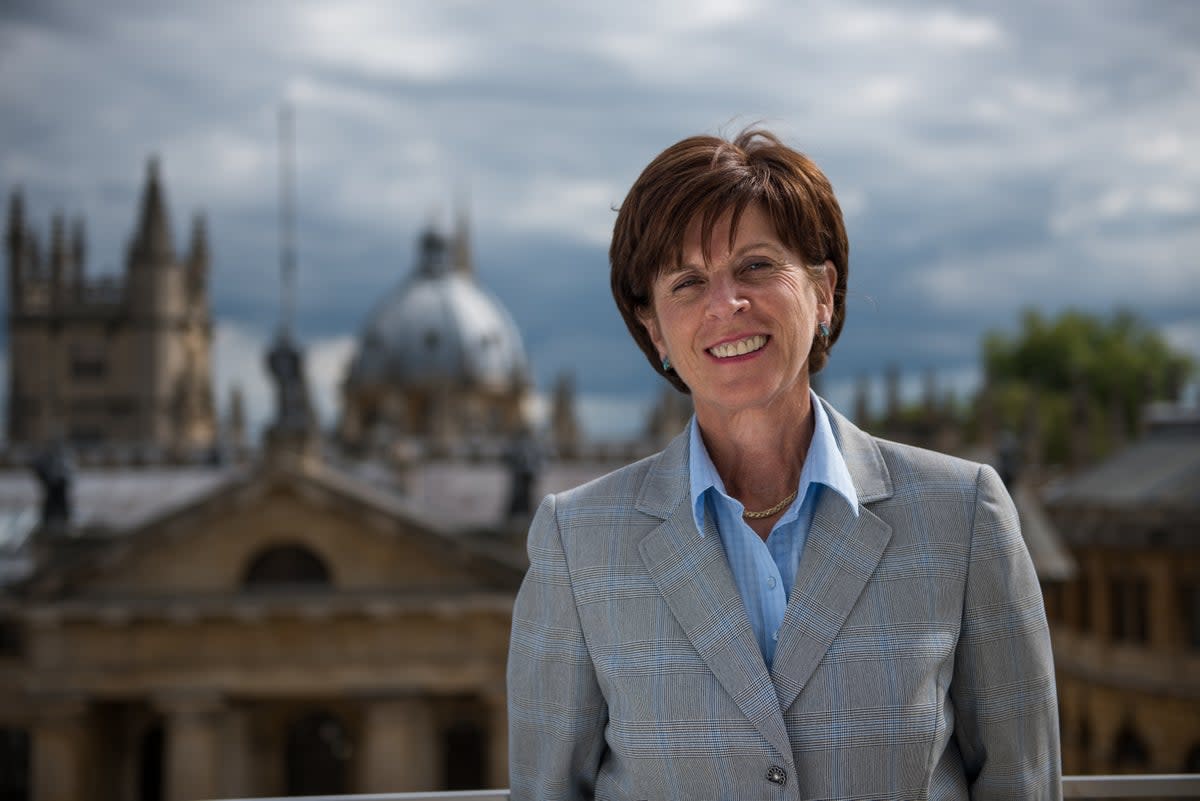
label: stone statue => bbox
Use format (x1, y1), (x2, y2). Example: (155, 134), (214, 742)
(266, 332), (315, 434)
(504, 431), (542, 519)
(31, 442), (73, 531)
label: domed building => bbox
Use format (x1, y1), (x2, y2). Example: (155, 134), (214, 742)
(339, 218), (533, 458)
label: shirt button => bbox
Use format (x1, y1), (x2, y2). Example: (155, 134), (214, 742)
(767, 576), (777, 589)
(772, 629), (779, 641)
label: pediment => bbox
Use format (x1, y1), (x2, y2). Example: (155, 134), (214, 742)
(24, 459), (524, 601)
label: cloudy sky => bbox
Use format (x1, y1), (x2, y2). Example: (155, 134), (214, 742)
(2, 0), (1197, 439)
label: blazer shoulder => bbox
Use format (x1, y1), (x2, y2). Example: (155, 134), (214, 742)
(552, 449), (665, 516)
(871, 435), (996, 494)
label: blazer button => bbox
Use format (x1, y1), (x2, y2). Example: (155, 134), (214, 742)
(766, 765), (787, 786)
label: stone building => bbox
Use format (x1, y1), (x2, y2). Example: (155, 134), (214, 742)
(0, 437), (521, 800)
(1043, 404), (1200, 776)
(5, 161), (216, 461)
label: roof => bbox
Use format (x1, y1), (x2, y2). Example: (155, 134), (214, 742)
(0, 465), (243, 546)
(1043, 421), (1200, 510)
(334, 457), (630, 531)
(3, 453), (541, 596)
(347, 228), (528, 391)
(0, 464), (244, 586)
(1011, 480), (1077, 581)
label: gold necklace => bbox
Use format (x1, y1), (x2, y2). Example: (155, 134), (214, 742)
(742, 488), (799, 520)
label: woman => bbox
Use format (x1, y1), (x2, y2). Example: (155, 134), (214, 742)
(507, 129), (1061, 800)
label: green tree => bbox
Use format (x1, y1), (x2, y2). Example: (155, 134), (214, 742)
(978, 308), (1193, 467)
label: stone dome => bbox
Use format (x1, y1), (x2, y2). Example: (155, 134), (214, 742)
(346, 226), (529, 392)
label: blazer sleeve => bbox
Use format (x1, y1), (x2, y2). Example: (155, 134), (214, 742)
(952, 464), (1063, 800)
(507, 493), (607, 800)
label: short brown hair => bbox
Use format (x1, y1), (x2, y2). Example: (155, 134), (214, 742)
(610, 128), (849, 393)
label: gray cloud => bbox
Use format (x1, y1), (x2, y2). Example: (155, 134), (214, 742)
(2, 0), (1197, 436)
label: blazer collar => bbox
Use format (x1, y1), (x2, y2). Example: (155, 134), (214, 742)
(820, 396), (892, 504)
(635, 425), (691, 520)
(635, 395), (894, 517)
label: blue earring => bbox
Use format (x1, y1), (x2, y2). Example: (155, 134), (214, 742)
(662, 355), (672, 371)
(818, 321), (832, 340)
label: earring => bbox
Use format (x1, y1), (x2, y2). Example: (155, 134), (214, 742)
(661, 355), (672, 371)
(818, 321), (831, 340)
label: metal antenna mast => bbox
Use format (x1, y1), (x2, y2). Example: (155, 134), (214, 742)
(278, 104), (297, 336)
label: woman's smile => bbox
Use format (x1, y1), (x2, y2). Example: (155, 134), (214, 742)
(708, 334), (769, 360)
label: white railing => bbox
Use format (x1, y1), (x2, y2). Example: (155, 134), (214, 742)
(212, 774), (1200, 800)
(1063, 774), (1200, 798)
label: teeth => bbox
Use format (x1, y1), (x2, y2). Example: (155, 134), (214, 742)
(710, 335), (767, 359)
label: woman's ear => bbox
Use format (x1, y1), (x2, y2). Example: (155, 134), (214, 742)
(636, 306), (666, 358)
(818, 261), (838, 319)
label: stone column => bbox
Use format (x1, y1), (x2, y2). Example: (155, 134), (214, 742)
(31, 695), (91, 801)
(1146, 556), (1172, 650)
(483, 689), (509, 791)
(358, 695), (439, 792)
(158, 691), (225, 801)
(217, 703), (252, 799)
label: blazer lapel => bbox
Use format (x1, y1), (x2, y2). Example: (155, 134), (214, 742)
(636, 431), (793, 760)
(770, 400), (895, 712)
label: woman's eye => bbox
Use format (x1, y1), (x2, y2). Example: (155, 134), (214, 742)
(672, 277), (700, 292)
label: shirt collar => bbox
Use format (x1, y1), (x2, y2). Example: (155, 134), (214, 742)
(688, 390), (860, 536)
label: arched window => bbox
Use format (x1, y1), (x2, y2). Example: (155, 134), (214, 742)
(0, 727), (29, 801)
(1181, 581), (1200, 650)
(442, 719), (486, 791)
(1185, 744), (1200, 774)
(1076, 716), (1092, 774)
(243, 544), (331, 589)
(286, 711), (352, 795)
(139, 722), (165, 801)
(1111, 722), (1150, 774)
(1109, 575), (1149, 644)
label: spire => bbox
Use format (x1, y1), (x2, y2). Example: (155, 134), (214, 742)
(278, 105), (297, 337)
(6, 187), (23, 248)
(228, 384), (247, 459)
(187, 212), (209, 266)
(49, 212), (66, 296)
(416, 224), (451, 278)
(71, 217), (86, 282)
(264, 103), (318, 464)
(131, 156), (175, 264)
(854, 373), (870, 425)
(885, 363), (901, 426)
(453, 191), (474, 277)
(7, 187), (26, 304)
(552, 371), (581, 459)
(187, 212), (209, 297)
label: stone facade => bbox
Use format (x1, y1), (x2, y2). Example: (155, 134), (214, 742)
(0, 455), (521, 799)
(5, 160), (216, 462)
(1044, 411), (1200, 776)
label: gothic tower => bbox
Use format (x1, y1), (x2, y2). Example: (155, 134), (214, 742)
(4, 159), (216, 459)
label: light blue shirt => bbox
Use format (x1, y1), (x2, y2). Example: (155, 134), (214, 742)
(688, 392), (859, 667)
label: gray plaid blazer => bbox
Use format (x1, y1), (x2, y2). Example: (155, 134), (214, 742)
(507, 399), (1061, 800)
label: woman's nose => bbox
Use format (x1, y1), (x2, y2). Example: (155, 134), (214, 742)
(705, 274), (749, 318)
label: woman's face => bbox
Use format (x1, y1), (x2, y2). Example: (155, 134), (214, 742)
(638, 204), (836, 420)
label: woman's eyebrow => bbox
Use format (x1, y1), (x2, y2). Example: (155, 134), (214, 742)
(731, 240), (787, 258)
(677, 240), (787, 270)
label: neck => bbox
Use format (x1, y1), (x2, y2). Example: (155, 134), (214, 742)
(696, 390), (816, 512)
